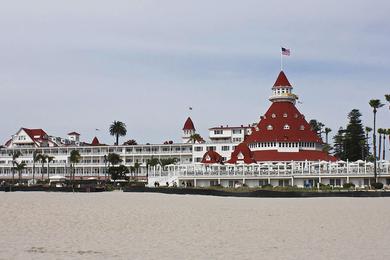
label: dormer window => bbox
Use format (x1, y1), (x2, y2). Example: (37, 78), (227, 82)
(284, 124), (290, 130)
(300, 125), (305, 130)
(283, 113), (288, 118)
(267, 125), (273, 131)
(271, 113), (276, 118)
(294, 114), (298, 118)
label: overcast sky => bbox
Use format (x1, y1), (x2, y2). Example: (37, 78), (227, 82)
(1, 0), (389, 147)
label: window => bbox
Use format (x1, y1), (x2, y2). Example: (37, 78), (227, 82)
(294, 114), (299, 118)
(194, 146), (203, 152)
(300, 125), (305, 130)
(207, 146), (216, 151)
(271, 113), (276, 118)
(284, 124), (290, 130)
(283, 113), (288, 118)
(232, 129), (242, 134)
(267, 125), (273, 130)
(214, 130), (223, 135)
(222, 146), (230, 151)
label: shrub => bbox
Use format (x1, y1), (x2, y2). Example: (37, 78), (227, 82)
(261, 184), (273, 189)
(371, 182), (384, 189)
(343, 182), (355, 189)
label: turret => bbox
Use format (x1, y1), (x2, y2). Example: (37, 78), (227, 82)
(269, 71), (298, 104)
(182, 117), (195, 143)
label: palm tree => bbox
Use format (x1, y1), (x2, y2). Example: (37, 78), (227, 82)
(32, 150), (40, 184)
(107, 153), (122, 166)
(46, 156), (55, 180)
(385, 94), (390, 109)
(36, 154), (48, 181)
(188, 133), (203, 144)
(133, 161), (141, 178)
(365, 127), (372, 160)
(146, 157), (160, 179)
(324, 128), (332, 144)
(69, 150), (81, 182)
(369, 99), (384, 181)
(10, 151), (22, 187)
(109, 121), (127, 145)
(378, 128), (384, 161)
(14, 162), (27, 185)
(383, 129), (389, 161)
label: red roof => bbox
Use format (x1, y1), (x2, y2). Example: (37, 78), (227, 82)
(183, 117), (195, 131)
(68, 132), (80, 136)
(245, 102), (322, 143)
(227, 143), (256, 164)
(91, 137), (100, 145)
(201, 150), (223, 164)
(273, 71), (292, 88)
(252, 150), (336, 162)
(22, 128), (48, 141)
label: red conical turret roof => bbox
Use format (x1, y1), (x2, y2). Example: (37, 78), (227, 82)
(273, 71), (292, 88)
(91, 137), (100, 145)
(183, 117), (195, 131)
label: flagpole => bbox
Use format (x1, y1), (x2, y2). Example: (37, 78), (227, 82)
(280, 50), (283, 71)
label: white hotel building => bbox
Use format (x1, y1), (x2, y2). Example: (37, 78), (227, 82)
(1, 71), (389, 188)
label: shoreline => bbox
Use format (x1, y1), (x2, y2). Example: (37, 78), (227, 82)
(2, 186), (390, 198)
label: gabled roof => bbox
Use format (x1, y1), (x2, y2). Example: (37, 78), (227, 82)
(68, 132), (80, 136)
(183, 117), (195, 131)
(245, 102), (322, 143)
(227, 143), (256, 164)
(22, 128), (48, 141)
(273, 71), (292, 88)
(201, 150), (223, 164)
(91, 137), (100, 145)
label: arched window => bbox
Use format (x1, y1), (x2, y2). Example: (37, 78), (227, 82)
(271, 113), (276, 118)
(284, 124), (290, 130)
(267, 125), (273, 130)
(300, 125), (305, 130)
(283, 113), (288, 118)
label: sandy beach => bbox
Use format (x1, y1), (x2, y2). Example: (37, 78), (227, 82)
(0, 192), (389, 260)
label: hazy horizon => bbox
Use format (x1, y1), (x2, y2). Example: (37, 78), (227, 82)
(1, 1), (389, 150)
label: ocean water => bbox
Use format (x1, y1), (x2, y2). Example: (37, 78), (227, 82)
(0, 192), (389, 259)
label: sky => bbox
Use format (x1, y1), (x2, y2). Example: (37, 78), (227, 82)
(0, 0), (389, 147)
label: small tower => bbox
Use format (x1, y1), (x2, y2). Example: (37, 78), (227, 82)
(182, 117), (195, 143)
(269, 71), (298, 104)
(67, 132), (80, 142)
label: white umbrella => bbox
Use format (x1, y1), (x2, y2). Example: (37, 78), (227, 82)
(337, 160), (346, 164)
(356, 160), (365, 164)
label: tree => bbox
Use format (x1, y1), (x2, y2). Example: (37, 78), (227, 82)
(9, 150), (22, 186)
(46, 155), (55, 180)
(32, 150), (40, 184)
(383, 129), (389, 161)
(159, 158), (178, 167)
(333, 127), (346, 160)
(369, 99), (384, 181)
(344, 109), (366, 161)
(188, 133), (204, 144)
(14, 162), (27, 184)
(69, 150), (81, 182)
(108, 165), (129, 181)
(36, 154), (48, 181)
(146, 157), (160, 178)
(324, 128), (332, 144)
(109, 121), (127, 145)
(123, 139), (137, 145)
(364, 127), (372, 160)
(107, 153), (122, 166)
(377, 128), (384, 160)
(385, 94), (390, 109)
(309, 119), (324, 138)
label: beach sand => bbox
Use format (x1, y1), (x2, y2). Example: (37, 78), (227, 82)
(0, 192), (389, 260)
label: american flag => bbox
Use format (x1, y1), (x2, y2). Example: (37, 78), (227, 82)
(281, 47), (290, 56)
